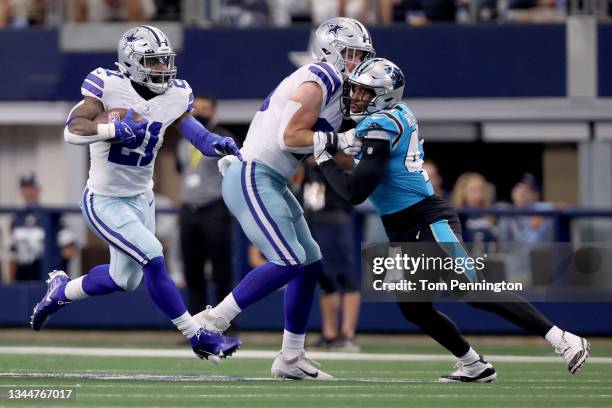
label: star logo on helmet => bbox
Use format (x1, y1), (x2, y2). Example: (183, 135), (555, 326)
(327, 24), (346, 37)
(125, 33), (140, 42)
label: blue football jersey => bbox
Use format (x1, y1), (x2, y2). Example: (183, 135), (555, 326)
(354, 102), (434, 215)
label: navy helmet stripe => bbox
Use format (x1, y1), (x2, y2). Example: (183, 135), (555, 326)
(140, 25), (167, 46)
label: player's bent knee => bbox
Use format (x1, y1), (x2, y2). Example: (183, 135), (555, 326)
(142, 239), (164, 261)
(112, 269), (143, 292)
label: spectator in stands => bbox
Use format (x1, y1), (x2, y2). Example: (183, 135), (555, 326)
(379, 0), (455, 25)
(176, 93), (238, 314)
(499, 173), (553, 243)
(0, 0), (43, 28)
(422, 159), (445, 198)
(451, 172), (497, 243)
(8, 174), (77, 282)
(74, 0), (156, 22)
(303, 156), (361, 352)
(269, 0), (370, 26)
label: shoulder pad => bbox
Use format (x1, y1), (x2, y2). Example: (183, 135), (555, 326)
(355, 111), (403, 141)
(80, 67), (109, 100)
(304, 62), (342, 105)
(170, 79), (194, 112)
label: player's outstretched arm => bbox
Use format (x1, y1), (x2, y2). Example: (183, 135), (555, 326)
(174, 112), (242, 159)
(315, 138), (390, 205)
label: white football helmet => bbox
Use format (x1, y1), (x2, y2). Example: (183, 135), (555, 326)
(342, 58), (405, 122)
(116, 25), (177, 94)
(312, 17), (375, 78)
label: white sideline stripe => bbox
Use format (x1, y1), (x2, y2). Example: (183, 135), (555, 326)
(0, 346), (610, 364)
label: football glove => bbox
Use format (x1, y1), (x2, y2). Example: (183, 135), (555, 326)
(313, 129), (362, 165)
(113, 108), (147, 148)
(200, 133), (243, 160)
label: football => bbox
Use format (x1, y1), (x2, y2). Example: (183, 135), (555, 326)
(95, 108), (144, 124)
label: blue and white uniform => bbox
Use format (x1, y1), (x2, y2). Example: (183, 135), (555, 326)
(78, 68), (193, 290)
(226, 62), (344, 266)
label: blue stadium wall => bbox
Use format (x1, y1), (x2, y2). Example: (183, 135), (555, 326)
(0, 24), (575, 100)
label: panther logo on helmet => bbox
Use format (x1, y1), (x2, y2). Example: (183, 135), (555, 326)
(342, 58), (406, 123)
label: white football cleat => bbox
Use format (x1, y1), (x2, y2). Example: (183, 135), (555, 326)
(271, 352), (334, 381)
(554, 331), (590, 374)
(439, 355), (497, 383)
(193, 306), (230, 333)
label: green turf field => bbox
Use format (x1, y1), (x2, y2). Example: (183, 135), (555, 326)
(0, 330), (610, 408)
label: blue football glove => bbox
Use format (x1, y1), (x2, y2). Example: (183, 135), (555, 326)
(203, 134), (243, 161)
(114, 108), (147, 148)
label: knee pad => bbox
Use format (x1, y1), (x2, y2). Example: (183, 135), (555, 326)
(302, 238), (322, 266)
(110, 263), (143, 292)
(143, 238), (164, 261)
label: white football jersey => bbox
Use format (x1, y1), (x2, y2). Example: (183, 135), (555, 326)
(79, 67), (193, 197)
(240, 61), (344, 179)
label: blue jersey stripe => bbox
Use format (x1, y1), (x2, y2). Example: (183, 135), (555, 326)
(314, 62), (341, 92)
(86, 73), (104, 89)
(81, 81), (103, 98)
(308, 66), (334, 104)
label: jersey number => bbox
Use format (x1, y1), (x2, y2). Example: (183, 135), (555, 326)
(403, 127), (424, 173)
(107, 121), (162, 167)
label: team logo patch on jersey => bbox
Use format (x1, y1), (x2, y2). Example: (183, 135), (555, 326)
(142, 103), (153, 115)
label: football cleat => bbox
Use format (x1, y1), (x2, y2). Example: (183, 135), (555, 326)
(271, 352), (334, 381)
(554, 331), (590, 374)
(439, 355), (497, 383)
(189, 328), (241, 362)
(193, 306), (231, 333)
(30, 270), (71, 331)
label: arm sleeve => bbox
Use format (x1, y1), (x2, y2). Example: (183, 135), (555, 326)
(318, 139), (390, 205)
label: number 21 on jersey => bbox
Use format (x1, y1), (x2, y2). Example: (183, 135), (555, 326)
(107, 121), (162, 167)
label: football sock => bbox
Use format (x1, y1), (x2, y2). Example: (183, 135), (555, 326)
(283, 260), (322, 335)
(171, 311), (201, 339)
(232, 262), (303, 310)
(465, 292), (554, 337)
(71, 264), (123, 299)
(281, 329), (306, 359)
(458, 347), (480, 366)
(211, 293), (242, 323)
(143, 256), (188, 320)
(545, 325), (564, 348)
(63, 277), (88, 301)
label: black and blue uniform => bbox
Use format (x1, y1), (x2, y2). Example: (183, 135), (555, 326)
(318, 102), (553, 358)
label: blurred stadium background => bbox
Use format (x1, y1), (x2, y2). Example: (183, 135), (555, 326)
(0, 0), (612, 344)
